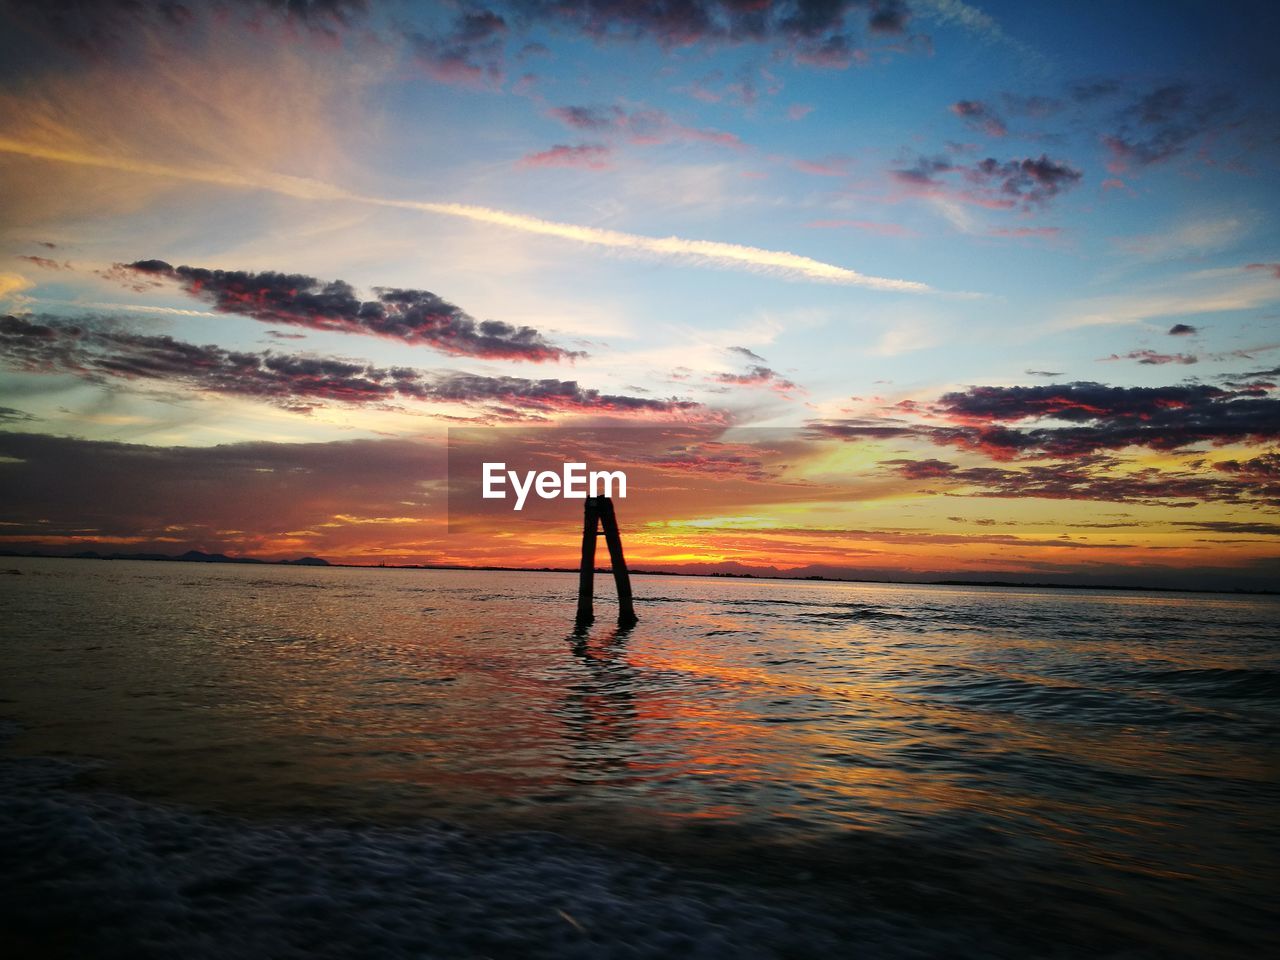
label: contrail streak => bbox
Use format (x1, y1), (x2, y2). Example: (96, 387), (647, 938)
(0, 137), (931, 292)
(39, 300), (221, 318)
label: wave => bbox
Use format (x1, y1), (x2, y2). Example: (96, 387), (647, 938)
(0, 749), (960, 960)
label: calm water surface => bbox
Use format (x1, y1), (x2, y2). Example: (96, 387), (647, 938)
(1, 558), (1277, 957)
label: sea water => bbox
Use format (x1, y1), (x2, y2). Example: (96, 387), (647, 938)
(1, 558), (1276, 957)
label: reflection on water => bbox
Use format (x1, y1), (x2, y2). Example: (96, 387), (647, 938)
(1, 558), (1278, 957)
(563, 621), (642, 786)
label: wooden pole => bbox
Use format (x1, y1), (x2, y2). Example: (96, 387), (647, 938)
(575, 496), (637, 627)
(575, 497), (599, 625)
(596, 496), (637, 626)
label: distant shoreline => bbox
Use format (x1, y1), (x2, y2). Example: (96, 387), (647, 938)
(3, 549), (1275, 597)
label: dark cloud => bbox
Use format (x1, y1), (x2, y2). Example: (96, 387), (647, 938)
(1069, 79), (1121, 103)
(548, 103), (742, 148)
(973, 154), (1082, 205)
(711, 365), (797, 393)
(929, 381), (1280, 458)
(883, 456), (1280, 507)
(0, 314), (82, 370)
(1102, 83), (1236, 170)
(1235, 366), (1280, 380)
(1215, 450), (1280, 481)
(948, 516), (1015, 527)
(936, 382), (1234, 423)
(1172, 519), (1280, 537)
(408, 9), (507, 88)
(0, 404), (34, 423)
(507, 1), (910, 59)
(17, 255), (69, 270)
(868, 0), (909, 34)
(1025, 369), (1063, 377)
(804, 418), (916, 440)
(892, 152), (1082, 209)
(950, 100), (1007, 137)
(242, 0), (367, 25)
(0, 315), (699, 419)
(1, 1), (926, 101)
(422, 371), (701, 416)
(999, 93), (1063, 118)
(0, 0), (367, 59)
(550, 104), (618, 130)
(1168, 323), (1198, 336)
(792, 32), (858, 68)
(121, 261), (580, 362)
(811, 381), (1280, 462)
(1101, 349), (1198, 366)
(886, 458), (956, 479)
(727, 345), (767, 363)
(891, 154), (952, 186)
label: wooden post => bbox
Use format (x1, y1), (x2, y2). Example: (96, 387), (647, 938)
(596, 496), (637, 626)
(575, 497), (599, 625)
(575, 495), (637, 626)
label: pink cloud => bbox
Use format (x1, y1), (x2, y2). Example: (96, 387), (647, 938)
(711, 365), (799, 396)
(793, 35), (864, 69)
(519, 144), (611, 170)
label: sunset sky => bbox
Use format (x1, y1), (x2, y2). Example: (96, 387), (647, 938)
(1, 0), (1278, 589)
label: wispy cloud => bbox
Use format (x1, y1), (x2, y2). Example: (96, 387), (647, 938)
(1055, 267), (1280, 330)
(1099, 349), (1198, 366)
(519, 144), (612, 170)
(0, 136), (934, 293)
(811, 379), (1280, 483)
(710, 365), (798, 395)
(1114, 216), (1247, 260)
(914, 0), (1046, 66)
(1102, 84), (1236, 172)
(882, 455), (1276, 507)
(548, 104), (743, 149)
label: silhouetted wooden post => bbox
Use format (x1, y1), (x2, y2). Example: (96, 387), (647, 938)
(576, 497), (599, 624)
(575, 496), (637, 626)
(597, 496), (637, 626)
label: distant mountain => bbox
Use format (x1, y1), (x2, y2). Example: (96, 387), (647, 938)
(7, 549), (328, 566)
(177, 550), (262, 564)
